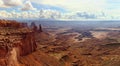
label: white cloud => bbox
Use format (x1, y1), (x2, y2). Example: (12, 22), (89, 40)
(0, 9), (61, 19)
(0, 0), (37, 11)
(28, 0), (120, 20)
(0, 0), (9, 8)
(0, 0), (5, 7)
(39, 9), (61, 19)
(21, 1), (37, 11)
(4, 0), (23, 6)
(0, 0), (23, 8)
(30, 0), (107, 12)
(0, 10), (12, 18)
(0, 9), (117, 20)
(0, 10), (38, 19)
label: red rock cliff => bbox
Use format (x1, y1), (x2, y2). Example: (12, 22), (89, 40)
(0, 20), (37, 66)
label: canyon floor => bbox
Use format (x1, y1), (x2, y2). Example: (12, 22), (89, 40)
(36, 26), (120, 66)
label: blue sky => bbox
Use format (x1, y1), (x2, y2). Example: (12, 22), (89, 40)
(0, 0), (120, 20)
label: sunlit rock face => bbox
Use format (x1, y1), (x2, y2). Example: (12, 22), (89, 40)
(0, 20), (37, 66)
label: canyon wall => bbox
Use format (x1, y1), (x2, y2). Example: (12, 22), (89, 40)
(0, 20), (37, 66)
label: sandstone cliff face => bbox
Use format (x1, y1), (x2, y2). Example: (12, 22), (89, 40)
(19, 32), (37, 56)
(0, 20), (37, 66)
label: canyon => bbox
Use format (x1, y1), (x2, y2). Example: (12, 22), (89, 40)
(0, 20), (120, 66)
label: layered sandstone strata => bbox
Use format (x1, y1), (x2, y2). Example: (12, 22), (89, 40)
(0, 20), (37, 66)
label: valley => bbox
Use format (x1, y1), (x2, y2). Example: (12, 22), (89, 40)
(0, 20), (120, 66)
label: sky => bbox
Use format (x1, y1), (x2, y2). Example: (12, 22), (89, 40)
(0, 0), (120, 20)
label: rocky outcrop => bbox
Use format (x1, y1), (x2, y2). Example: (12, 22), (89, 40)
(0, 20), (37, 66)
(38, 24), (43, 32)
(30, 22), (43, 32)
(30, 22), (38, 31)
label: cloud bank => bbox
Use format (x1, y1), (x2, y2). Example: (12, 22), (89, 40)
(0, 9), (119, 20)
(0, 0), (120, 20)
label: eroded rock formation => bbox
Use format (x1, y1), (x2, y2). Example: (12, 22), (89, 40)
(0, 20), (37, 66)
(39, 24), (43, 32)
